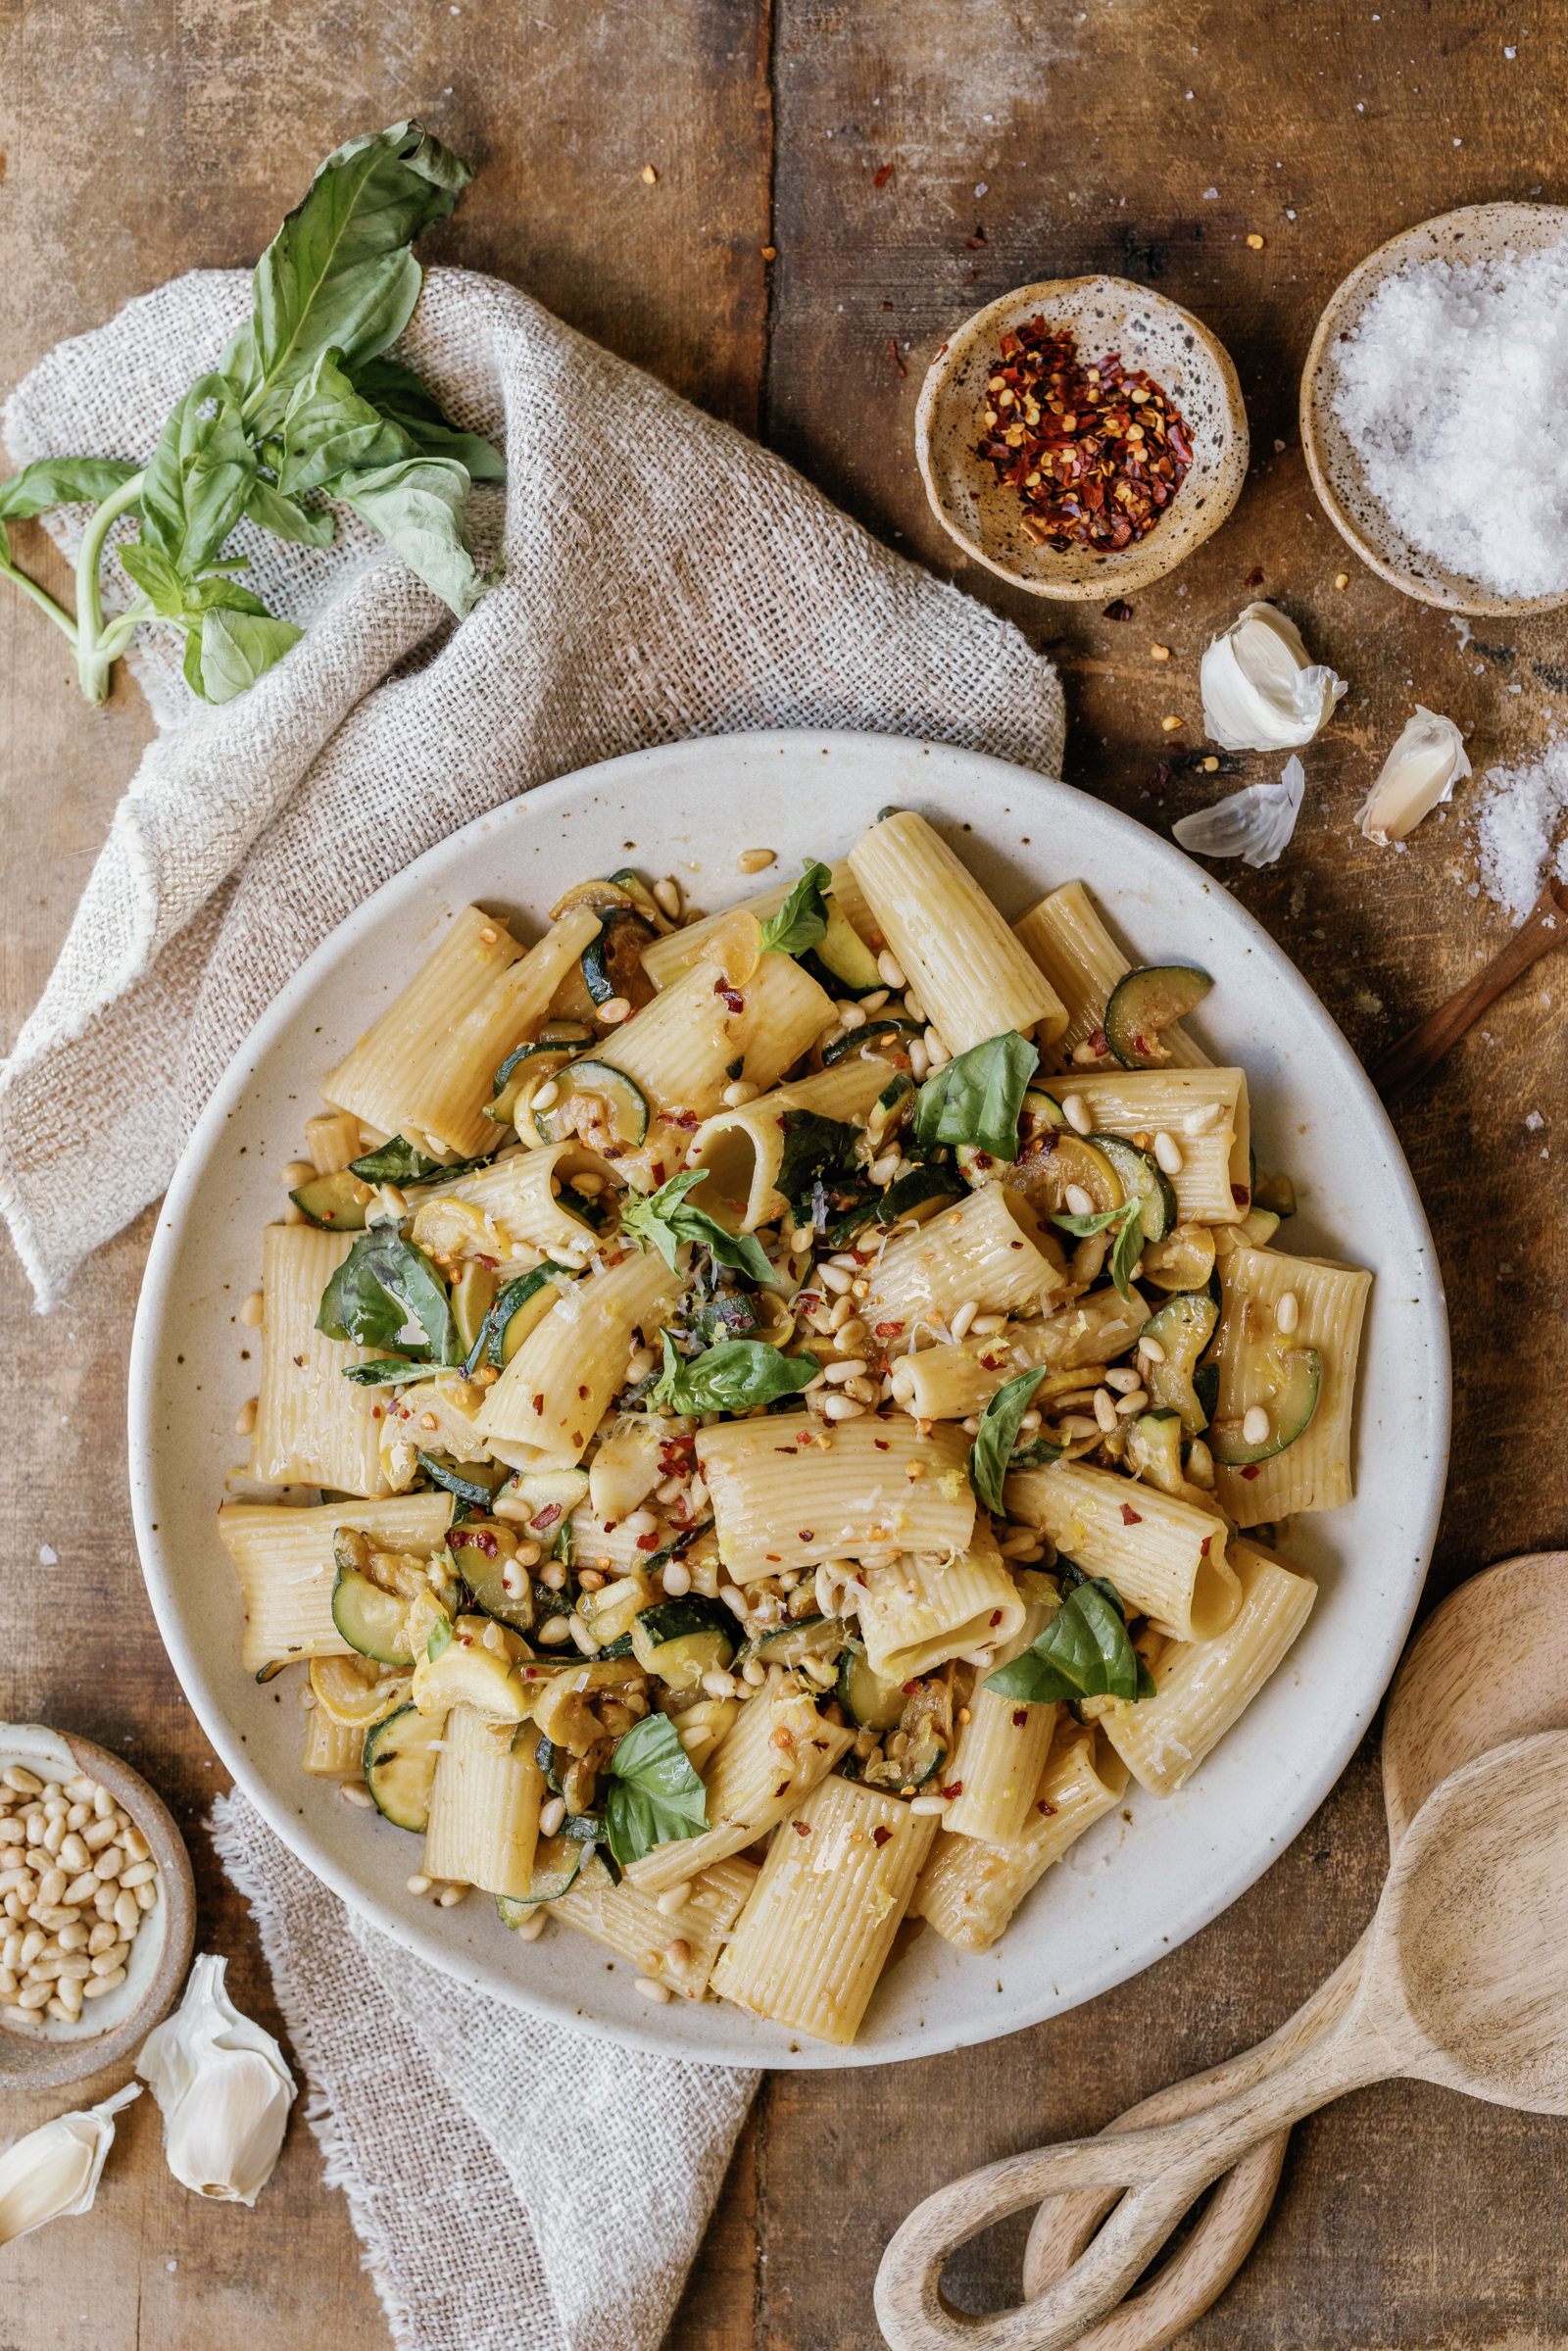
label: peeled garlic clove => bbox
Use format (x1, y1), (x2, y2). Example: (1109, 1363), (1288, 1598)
(1173, 755), (1306, 870)
(0, 2082), (140, 2246)
(1200, 602), (1348, 753)
(135, 1953), (295, 2207)
(1356, 706), (1471, 845)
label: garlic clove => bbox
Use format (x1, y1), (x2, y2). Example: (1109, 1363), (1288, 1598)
(1173, 755), (1307, 870)
(0, 2082), (140, 2246)
(1356, 706), (1472, 845)
(135, 1953), (295, 2207)
(1200, 602), (1348, 754)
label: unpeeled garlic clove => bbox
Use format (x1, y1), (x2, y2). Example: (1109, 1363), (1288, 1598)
(1356, 706), (1471, 845)
(135, 1953), (295, 2208)
(0, 2082), (140, 2246)
(1200, 602), (1348, 753)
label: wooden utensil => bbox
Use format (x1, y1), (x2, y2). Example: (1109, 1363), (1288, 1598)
(1370, 876), (1568, 1104)
(1016, 1551), (1568, 2351)
(877, 1726), (1568, 2351)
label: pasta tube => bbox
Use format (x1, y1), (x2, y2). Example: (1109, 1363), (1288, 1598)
(624, 1675), (854, 1891)
(1013, 881), (1211, 1075)
(323, 904), (600, 1158)
(710, 1774), (939, 2045)
(857, 1522), (1026, 1681)
(1004, 1458), (1240, 1643)
(891, 1286), (1148, 1422)
(914, 1721), (1128, 1953)
(217, 1491), (453, 1674)
(251, 1224), (395, 1496)
(1057, 1068), (1250, 1225)
(428, 1141), (620, 1264)
(301, 1709), (366, 1777)
(696, 1409), (974, 1582)
(942, 1572), (1061, 1844)
(1211, 1247), (1372, 1527)
(640, 862), (875, 989)
(550, 1855), (759, 2000)
(860, 1183), (1069, 1351)
(422, 1704), (544, 1898)
(849, 811), (1067, 1053)
(598, 947), (835, 1124)
(685, 1061), (892, 1231)
(1098, 1538), (1316, 1797)
(472, 1246), (677, 1466)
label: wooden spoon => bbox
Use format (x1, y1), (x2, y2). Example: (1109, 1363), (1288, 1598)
(1369, 875), (1568, 1103)
(1016, 1551), (1568, 2351)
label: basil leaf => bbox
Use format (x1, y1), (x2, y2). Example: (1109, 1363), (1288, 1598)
(775, 1109), (858, 1207)
(0, 458), (140, 520)
(338, 455), (484, 619)
(242, 473), (336, 548)
(348, 357), (508, 481)
(621, 1169), (775, 1285)
(427, 1616), (454, 1663)
(912, 1030), (1038, 1160)
(652, 1334), (821, 1414)
(317, 1228), (461, 1363)
(138, 374), (257, 576)
(195, 608), (305, 704)
(278, 348), (420, 494)
(603, 1712), (710, 1868)
(339, 1356), (436, 1386)
(348, 1136), (496, 1186)
(1108, 1201), (1146, 1305)
(970, 1366), (1046, 1514)
(1049, 1205), (1126, 1237)
(759, 858), (833, 956)
(234, 121), (473, 434)
(984, 1576), (1143, 1705)
(117, 543), (192, 620)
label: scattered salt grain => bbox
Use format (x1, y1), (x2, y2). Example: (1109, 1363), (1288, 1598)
(1526, 1111), (1545, 1132)
(1334, 240), (1568, 598)
(1471, 739), (1568, 921)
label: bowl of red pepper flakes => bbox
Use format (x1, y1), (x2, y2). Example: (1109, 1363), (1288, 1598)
(916, 276), (1249, 599)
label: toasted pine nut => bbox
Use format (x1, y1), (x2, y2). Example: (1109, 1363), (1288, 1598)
(406, 1875), (432, 1895)
(877, 949), (906, 990)
(661, 1561), (693, 1597)
(821, 1396), (866, 1421)
(1103, 1367), (1143, 1394)
(437, 1885), (468, 1908)
(1153, 1131), (1184, 1175)
(339, 1783), (373, 1810)
(1061, 1093), (1092, 1136)
(635, 1975), (672, 2002)
(240, 1290), (266, 1326)
(654, 877), (682, 919)
(1093, 1388), (1118, 1433)
(599, 997), (632, 1024)
(1243, 1406), (1271, 1445)
(1115, 1389), (1149, 1415)
(538, 1616), (572, 1644)
(83, 1968), (127, 1998)
(1184, 1102), (1223, 1136)
(1063, 1184), (1094, 1217)
(538, 1796), (567, 1837)
(970, 1312), (1009, 1336)
(514, 1910), (548, 1940)
(722, 1079), (760, 1106)
(909, 1795), (951, 1816)
(737, 848), (776, 873)
(950, 1298), (980, 1342)
(823, 1358), (868, 1384)
(1275, 1291), (1299, 1334)
(1140, 1336), (1167, 1364)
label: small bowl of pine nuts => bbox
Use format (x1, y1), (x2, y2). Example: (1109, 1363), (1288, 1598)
(0, 1725), (196, 2090)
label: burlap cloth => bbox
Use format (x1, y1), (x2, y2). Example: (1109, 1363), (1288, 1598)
(2, 266), (1065, 2346)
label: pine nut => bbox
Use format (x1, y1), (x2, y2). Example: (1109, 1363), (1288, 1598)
(1018, 1409), (1042, 1431)
(950, 1298), (980, 1342)
(538, 1616), (571, 1644)
(722, 1079), (759, 1106)
(1153, 1131), (1184, 1175)
(1061, 1094), (1093, 1136)
(1093, 1388), (1118, 1433)
(82, 1815), (118, 1850)
(298, 1685), (318, 1713)
(82, 1969), (126, 1998)
(568, 1614), (600, 1656)
(118, 1860), (158, 1889)
(737, 848), (776, 872)
(654, 876), (682, 919)
(93, 1849), (122, 1881)
(821, 1396), (866, 1421)
(37, 1868), (67, 1909)
(530, 1080), (560, 1112)
(661, 1561), (693, 1598)
(1184, 1102), (1223, 1136)
(599, 997), (632, 1024)
(625, 1346), (656, 1382)
(234, 1396), (260, 1437)
(514, 1910), (548, 1940)
(1064, 1184), (1095, 1216)
(87, 1924), (116, 1954)
(338, 1783), (373, 1810)
(701, 1667), (738, 1699)
(438, 1885), (468, 1908)
(1140, 1336), (1166, 1364)
(63, 1874), (98, 1905)
(635, 1975), (672, 2003)
(906, 1039), (930, 1081)
(281, 1159), (317, 1187)
(1103, 1367), (1143, 1394)
(2, 1770), (41, 1796)
(876, 949), (906, 989)
(923, 1026), (951, 1069)
(406, 1875), (432, 1895)
(240, 1291), (266, 1327)
(971, 1312), (1009, 1335)
(741, 1657), (766, 1687)
(909, 1794), (951, 1815)
(818, 1262), (853, 1294)
(1275, 1291), (1299, 1334)
(538, 1796), (567, 1837)
(1115, 1389), (1149, 1415)
(837, 1004), (867, 1030)
(17, 1981), (51, 2009)
(1243, 1406), (1271, 1445)
(824, 1358), (868, 1384)
(134, 1880), (157, 1911)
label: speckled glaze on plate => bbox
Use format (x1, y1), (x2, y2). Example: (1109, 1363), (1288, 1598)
(127, 730), (1447, 2071)
(1301, 202), (1568, 617)
(915, 276), (1249, 599)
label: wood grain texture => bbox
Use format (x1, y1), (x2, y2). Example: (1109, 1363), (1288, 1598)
(3, 0), (1567, 2346)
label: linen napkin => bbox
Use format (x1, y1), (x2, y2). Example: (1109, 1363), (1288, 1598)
(2, 263), (1065, 2345)
(0, 263), (1064, 1311)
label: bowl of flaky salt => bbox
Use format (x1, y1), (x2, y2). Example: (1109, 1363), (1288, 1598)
(1302, 201), (1568, 617)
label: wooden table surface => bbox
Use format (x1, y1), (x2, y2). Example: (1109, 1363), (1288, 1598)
(3, 2), (1565, 2343)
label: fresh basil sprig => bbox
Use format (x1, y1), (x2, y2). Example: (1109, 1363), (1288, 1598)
(984, 1574), (1153, 1705)
(317, 1227), (462, 1363)
(0, 122), (503, 706)
(969, 1367), (1047, 1513)
(912, 1030), (1038, 1161)
(603, 1712), (710, 1868)
(1050, 1200), (1145, 1305)
(620, 1169), (774, 1285)
(759, 858), (833, 955)
(775, 1109), (858, 1209)
(650, 1332), (821, 1414)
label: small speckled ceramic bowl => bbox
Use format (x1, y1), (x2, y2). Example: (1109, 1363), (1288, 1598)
(915, 275), (1249, 600)
(0, 1728), (195, 2090)
(1300, 202), (1568, 617)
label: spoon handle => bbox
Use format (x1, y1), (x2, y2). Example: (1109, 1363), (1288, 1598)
(874, 1993), (1395, 2351)
(1369, 876), (1568, 1103)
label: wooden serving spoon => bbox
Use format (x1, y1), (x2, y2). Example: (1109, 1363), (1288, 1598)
(1370, 875), (1568, 1103)
(876, 1668), (1568, 2351)
(1016, 1550), (1568, 2351)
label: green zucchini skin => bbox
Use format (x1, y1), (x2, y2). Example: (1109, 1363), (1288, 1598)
(364, 1703), (446, 1833)
(1140, 1290), (1221, 1436)
(630, 1596), (736, 1688)
(1103, 965), (1213, 1069)
(487, 1042), (577, 1127)
(877, 1164), (963, 1224)
(836, 1648), (906, 1731)
(331, 1564), (408, 1664)
(1093, 1134), (1178, 1245)
(1208, 1347), (1322, 1465)
(496, 1833), (585, 1914)
(531, 1059), (652, 1148)
(798, 898), (883, 999)
(416, 1449), (511, 1508)
(820, 1018), (922, 1067)
(581, 906), (660, 1007)
(290, 1167), (375, 1230)
(736, 1614), (851, 1668)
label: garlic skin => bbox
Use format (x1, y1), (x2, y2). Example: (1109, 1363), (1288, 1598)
(1200, 602), (1348, 753)
(1173, 755), (1307, 870)
(0, 2082), (140, 2246)
(1356, 706), (1471, 845)
(136, 1954), (295, 2207)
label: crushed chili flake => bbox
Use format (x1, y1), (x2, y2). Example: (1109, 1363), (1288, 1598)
(1102, 598), (1135, 621)
(532, 1504), (563, 1531)
(1036, 1799), (1058, 1817)
(1232, 1184), (1251, 1206)
(939, 1781), (963, 1800)
(874, 1321), (905, 1338)
(872, 1825), (893, 1847)
(1120, 1502), (1144, 1526)
(1200, 1536), (1212, 1557)
(1089, 1027), (1108, 1057)
(989, 1609), (1004, 1627)
(874, 1438), (890, 1451)
(455, 1528), (500, 1556)
(1245, 564), (1264, 587)
(792, 1819), (811, 1837)
(965, 224), (987, 249)
(1242, 1464), (1263, 1481)
(873, 163), (895, 188)
(1012, 1708), (1029, 1728)
(888, 336), (907, 379)
(977, 318), (1193, 554)
(713, 977), (745, 1014)
(798, 1530), (814, 1543)
(636, 1532), (661, 1550)
(902, 1679), (922, 1695)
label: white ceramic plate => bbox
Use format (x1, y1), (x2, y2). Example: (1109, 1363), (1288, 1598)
(128, 730), (1449, 2070)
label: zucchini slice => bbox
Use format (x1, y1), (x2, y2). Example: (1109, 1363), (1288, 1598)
(1141, 1290), (1221, 1437)
(331, 1566), (410, 1664)
(1125, 1408), (1186, 1495)
(1252, 1172), (1298, 1219)
(1208, 1347), (1322, 1466)
(1140, 1224), (1217, 1294)
(1019, 1088), (1067, 1140)
(488, 1042), (579, 1128)
(630, 1596), (736, 1690)
(836, 1648), (906, 1732)
(867, 1070), (916, 1145)
(416, 1449), (511, 1508)
(450, 1523), (536, 1635)
(531, 1059), (652, 1150)
(877, 1164), (963, 1224)
(289, 1167), (376, 1231)
(800, 899), (883, 998)
(820, 1018), (922, 1067)
(364, 1702), (448, 1832)
(1012, 1132), (1124, 1219)
(477, 1265), (570, 1369)
(1103, 965), (1213, 1069)
(310, 1652), (412, 1728)
(496, 1834), (585, 1916)
(582, 906), (659, 1011)
(451, 1261), (498, 1357)
(737, 1614), (851, 1669)
(1092, 1135), (1178, 1246)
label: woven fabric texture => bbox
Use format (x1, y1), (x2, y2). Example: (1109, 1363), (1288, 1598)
(0, 264), (1064, 1310)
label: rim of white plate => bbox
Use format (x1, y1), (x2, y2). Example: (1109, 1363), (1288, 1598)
(128, 729), (1449, 2070)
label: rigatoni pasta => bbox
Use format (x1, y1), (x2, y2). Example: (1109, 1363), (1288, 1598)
(695, 1409), (975, 1582)
(1004, 1458), (1240, 1643)
(857, 1522), (1025, 1682)
(251, 1224), (395, 1495)
(914, 1721), (1129, 1953)
(1014, 881), (1211, 1075)
(1209, 1248), (1372, 1528)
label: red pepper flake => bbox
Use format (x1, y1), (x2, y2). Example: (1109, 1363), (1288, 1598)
(798, 1530), (814, 1543)
(532, 1504), (563, 1532)
(713, 978), (745, 1015)
(775, 1782), (792, 1798)
(874, 1439), (890, 1451)
(1012, 1709), (1029, 1728)
(636, 1531), (660, 1551)
(872, 163), (895, 188)
(939, 1782), (963, 1800)
(1232, 1184), (1250, 1206)
(1036, 1799), (1058, 1818)
(571, 1431), (582, 1447)
(774, 1445), (799, 1455)
(976, 320), (1193, 553)
(532, 1396), (545, 1415)
(1120, 1502), (1143, 1526)
(875, 1321), (905, 1339)
(455, 1529), (500, 1557)
(888, 336), (907, 379)
(872, 1825), (893, 1847)
(903, 1679), (921, 1696)
(1089, 1027), (1108, 1058)
(989, 1610), (1004, 1627)
(766, 1553), (782, 1562)
(371, 1404), (382, 1419)
(671, 1108), (699, 1130)
(292, 1353), (305, 1368)
(793, 1819), (811, 1837)
(1245, 565), (1264, 588)
(965, 224), (987, 249)
(577, 1385), (589, 1399)
(1200, 1536), (1212, 1557)
(1242, 1464), (1262, 1482)
(1102, 598), (1135, 621)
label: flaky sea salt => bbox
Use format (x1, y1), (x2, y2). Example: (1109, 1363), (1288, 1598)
(1334, 241), (1568, 598)
(1471, 738), (1568, 921)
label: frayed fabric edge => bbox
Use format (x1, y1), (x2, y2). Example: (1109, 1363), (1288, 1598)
(208, 1790), (425, 2351)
